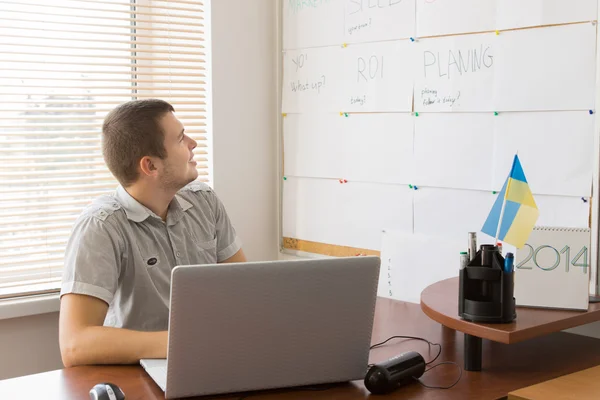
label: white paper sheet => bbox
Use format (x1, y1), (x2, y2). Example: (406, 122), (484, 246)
(414, 33), (496, 112)
(413, 187), (498, 241)
(282, 47), (342, 113)
(493, 112), (594, 197)
(494, 23), (596, 112)
(282, 177), (413, 250)
(283, 0), (345, 49)
(535, 195), (591, 229)
(341, 41), (414, 112)
(416, 0), (496, 37)
(497, 0), (597, 30)
(284, 113), (414, 184)
(344, 0), (415, 43)
(379, 230), (462, 303)
(414, 113), (495, 191)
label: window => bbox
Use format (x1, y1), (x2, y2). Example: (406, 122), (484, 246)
(0, 0), (209, 299)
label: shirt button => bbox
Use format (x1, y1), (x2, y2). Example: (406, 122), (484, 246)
(176, 252), (181, 258)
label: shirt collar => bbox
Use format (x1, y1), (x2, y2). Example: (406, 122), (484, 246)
(116, 186), (193, 223)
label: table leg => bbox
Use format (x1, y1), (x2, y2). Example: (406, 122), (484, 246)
(464, 334), (482, 371)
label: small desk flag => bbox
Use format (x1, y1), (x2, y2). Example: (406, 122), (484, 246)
(482, 154), (539, 248)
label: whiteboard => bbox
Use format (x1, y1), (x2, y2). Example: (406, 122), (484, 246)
(280, 1), (600, 300)
(284, 113), (414, 184)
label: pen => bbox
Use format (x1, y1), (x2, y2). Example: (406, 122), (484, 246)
(468, 232), (477, 261)
(504, 252), (514, 273)
(460, 251), (469, 270)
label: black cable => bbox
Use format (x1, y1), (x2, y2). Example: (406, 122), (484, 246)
(369, 335), (442, 365)
(414, 361), (463, 389)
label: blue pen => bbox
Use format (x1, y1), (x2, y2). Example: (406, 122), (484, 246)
(504, 252), (514, 273)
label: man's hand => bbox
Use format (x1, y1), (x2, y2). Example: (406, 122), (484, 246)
(59, 293), (167, 367)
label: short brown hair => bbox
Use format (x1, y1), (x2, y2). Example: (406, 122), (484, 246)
(102, 99), (174, 186)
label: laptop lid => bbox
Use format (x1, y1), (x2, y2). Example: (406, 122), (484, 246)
(164, 256), (380, 399)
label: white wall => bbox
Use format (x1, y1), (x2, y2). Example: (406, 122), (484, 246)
(211, 0), (279, 262)
(0, 0), (279, 381)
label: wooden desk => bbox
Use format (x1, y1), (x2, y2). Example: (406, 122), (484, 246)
(2, 298), (600, 400)
(421, 277), (600, 372)
(508, 365), (600, 400)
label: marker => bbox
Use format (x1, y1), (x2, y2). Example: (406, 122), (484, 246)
(460, 252), (469, 270)
(504, 252), (514, 273)
(496, 242), (503, 256)
(468, 232), (477, 261)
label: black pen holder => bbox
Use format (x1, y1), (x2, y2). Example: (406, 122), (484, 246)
(458, 244), (516, 323)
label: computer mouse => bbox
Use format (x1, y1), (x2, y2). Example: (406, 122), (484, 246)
(89, 382), (125, 400)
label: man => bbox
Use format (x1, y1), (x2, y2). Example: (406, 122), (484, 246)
(59, 99), (246, 367)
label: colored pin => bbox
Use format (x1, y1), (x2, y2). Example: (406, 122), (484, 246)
(414, 112), (419, 117)
(283, 176), (287, 181)
(495, 30), (500, 35)
(409, 184), (413, 189)
(413, 185), (418, 190)
(410, 37), (415, 42)
(339, 179), (348, 184)
(494, 111), (499, 116)
(590, 110), (594, 115)
(282, 113), (287, 117)
(493, 191), (497, 194)
(582, 197), (588, 203)
(342, 43), (347, 48)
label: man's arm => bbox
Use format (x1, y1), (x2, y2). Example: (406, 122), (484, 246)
(59, 293), (167, 367)
(221, 248), (247, 263)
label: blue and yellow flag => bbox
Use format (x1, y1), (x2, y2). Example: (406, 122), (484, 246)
(482, 155), (539, 248)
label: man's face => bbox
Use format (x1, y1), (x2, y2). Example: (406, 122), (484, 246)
(156, 111), (198, 190)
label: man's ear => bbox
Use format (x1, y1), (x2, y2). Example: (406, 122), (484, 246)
(139, 156), (159, 178)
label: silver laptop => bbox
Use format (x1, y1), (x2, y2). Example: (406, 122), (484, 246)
(140, 256), (380, 399)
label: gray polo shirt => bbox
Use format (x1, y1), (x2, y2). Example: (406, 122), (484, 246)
(60, 182), (242, 331)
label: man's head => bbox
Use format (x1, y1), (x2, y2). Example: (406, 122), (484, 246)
(102, 99), (198, 190)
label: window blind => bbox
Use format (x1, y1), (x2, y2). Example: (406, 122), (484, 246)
(0, 0), (209, 299)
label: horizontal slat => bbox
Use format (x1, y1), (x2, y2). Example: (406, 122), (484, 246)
(0, 59), (206, 69)
(0, 182), (116, 194)
(0, 222), (74, 234)
(0, 262), (63, 276)
(0, 93), (206, 98)
(0, 255), (64, 268)
(0, 167), (109, 176)
(0, 153), (102, 161)
(2, 160), (107, 168)
(1, 8), (204, 27)
(65, 0), (203, 13)
(0, 229), (72, 242)
(0, 145), (100, 152)
(0, 50), (205, 61)
(0, 138), (100, 145)
(0, 17), (204, 35)
(0, 99), (206, 105)
(0, 42), (206, 56)
(1, 175), (115, 185)
(0, 85), (205, 91)
(2, 248), (65, 262)
(0, 283), (60, 300)
(0, 238), (68, 251)
(0, 276), (61, 289)
(0, 206), (86, 219)
(0, 22), (204, 40)
(1, 78), (206, 85)
(0, 128), (206, 136)
(0, 1), (204, 19)
(0, 68), (205, 77)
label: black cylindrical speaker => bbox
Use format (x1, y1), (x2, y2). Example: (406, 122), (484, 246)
(364, 351), (426, 395)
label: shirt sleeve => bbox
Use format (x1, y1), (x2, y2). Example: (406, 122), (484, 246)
(204, 190), (243, 262)
(60, 214), (123, 305)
